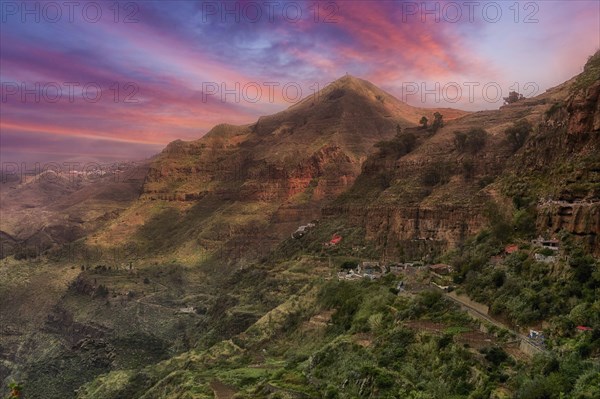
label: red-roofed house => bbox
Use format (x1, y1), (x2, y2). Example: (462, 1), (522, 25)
(329, 234), (342, 245)
(505, 245), (519, 255)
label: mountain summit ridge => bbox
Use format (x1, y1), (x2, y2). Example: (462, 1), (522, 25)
(197, 74), (469, 147)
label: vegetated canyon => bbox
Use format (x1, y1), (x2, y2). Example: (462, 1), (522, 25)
(1, 52), (599, 398)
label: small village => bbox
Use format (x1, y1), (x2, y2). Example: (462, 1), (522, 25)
(306, 227), (595, 353)
(334, 235), (565, 281)
(336, 260), (452, 284)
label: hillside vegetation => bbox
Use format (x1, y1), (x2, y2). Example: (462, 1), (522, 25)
(1, 53), (600, 398)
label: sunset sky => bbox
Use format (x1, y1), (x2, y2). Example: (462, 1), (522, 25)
(1, 0), (599, 164)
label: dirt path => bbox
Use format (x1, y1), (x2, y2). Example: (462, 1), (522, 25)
(210, 379), (237, 399)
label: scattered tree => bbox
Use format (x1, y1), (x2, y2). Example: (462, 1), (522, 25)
(454, 131), (467, 152)
(394, 132), (417, 154)
(454, 128), (488, 154)
(503, 91), (524, 104)
(419, 116), (429, 129)
(513, 208), (536, 238)
(421, 163), (450, 186)
(481, 346), (509, 366)
(491, 270), (506, 288)
(94, 284), (109, 298)
(461, 159), (475, 180)
(431, 112), (444, 132)
(375, 132), (417, 158)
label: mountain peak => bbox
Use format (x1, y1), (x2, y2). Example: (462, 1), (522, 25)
(279, 73), (469, 128)
(285, 74), (389, 111)
(332, 73), (361, 83)
(328, 74), (377, 92)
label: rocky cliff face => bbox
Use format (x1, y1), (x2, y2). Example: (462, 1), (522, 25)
(321, 111), (514, 257)
(538, 201), (600, 248)
(137, 137), (360, 259)
(504, 53), (600, 254)
(567, 62), (600, 135)
(116, 76), (469, 259)
(533, 62), (600, 253)
(323, 204), (486, 258)
(93, 58), (600, 261)
(320, 52), (600, 257)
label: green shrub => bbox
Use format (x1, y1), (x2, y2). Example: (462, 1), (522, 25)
(375, 132), (418, 159)
(480, 346), (509, 367)
(340, 261), (357, 270)
(454, 128), (488, 154)
(430, 112), (444, 132)
(461, 159), (475, 180)
(545, 101), (563, 117)
(505, 119), (533, 151)
(422, 163), (451, 186)
(514, 208), (537, 238)
(94, 284), (109, 298)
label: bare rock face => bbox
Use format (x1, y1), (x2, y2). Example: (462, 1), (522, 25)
(537, 201), (600, 255)
(383, 206), (485, 248)
(567, 78), (600, 135)
(538, 201), (599, 237)
(324, 204), (486, 257)
(534, 57), (600, 254)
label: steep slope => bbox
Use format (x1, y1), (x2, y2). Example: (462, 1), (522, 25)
(0, 162), (149, 259)
(323, 52), (600, 258)
(90, 76), (468, 264)
(506, 53), (600, 253)
(4, 55), (600, 399)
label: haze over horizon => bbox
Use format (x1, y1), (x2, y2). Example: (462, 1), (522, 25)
(1, 0), (599, 164)
(2, 2), (600, 397)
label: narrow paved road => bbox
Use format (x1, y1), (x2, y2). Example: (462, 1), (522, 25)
(441, 289), (547, 355)
(444, 292), (506, 331)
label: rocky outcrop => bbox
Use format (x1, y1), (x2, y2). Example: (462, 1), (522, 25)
(530, 55), (600, 253)
(141, 143), (356, 203)
(323, 204), (486, 257)
(538, 201), (600, 254)
(567, 76), (600, 135)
